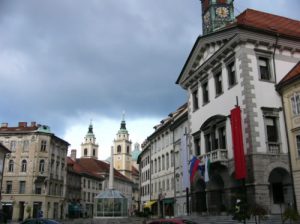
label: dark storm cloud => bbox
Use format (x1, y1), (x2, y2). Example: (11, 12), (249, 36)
(0, 0), (299, 136)
(0, 0), (200, 133)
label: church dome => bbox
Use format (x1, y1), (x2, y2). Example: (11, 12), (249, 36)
(131, 142), (141, 161)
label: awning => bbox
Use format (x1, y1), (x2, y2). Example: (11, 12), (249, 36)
(144, 200), (157, 208)
(162, 198), (174, 204)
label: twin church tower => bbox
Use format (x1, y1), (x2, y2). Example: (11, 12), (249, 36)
(80, 114), (139, 180)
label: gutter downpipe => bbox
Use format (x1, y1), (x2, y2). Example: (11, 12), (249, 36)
(172, 120), (177, 218)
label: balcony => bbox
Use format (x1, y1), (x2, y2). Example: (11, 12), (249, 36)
(199, 149), (228, 165)
(268, 142), (280, 154)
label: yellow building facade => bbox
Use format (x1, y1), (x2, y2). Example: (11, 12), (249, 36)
(0, 122), (69, 222)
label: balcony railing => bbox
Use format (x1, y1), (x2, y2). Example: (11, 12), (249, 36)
(199, 149), (228, 164)
(268, 142), (280, 154)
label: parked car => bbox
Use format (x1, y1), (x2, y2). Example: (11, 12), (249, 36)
(147, 218), (197, 224)
(20, 218), (61, 224)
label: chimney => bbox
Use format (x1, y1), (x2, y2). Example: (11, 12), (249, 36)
(71, 149), (77, 161)
(18, 122), (27, 127)
(1, 123), (8, 128)
(31, 122), (36, 127)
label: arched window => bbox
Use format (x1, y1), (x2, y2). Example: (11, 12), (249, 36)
(93, 149), (96, 156)
(84, 148), (88, 156)
(21, 160), (27, 172)
(162, 155), (165, 170)
(117, 145), (121, 154)
(154, 159), (157, 173)
(8, 160), (14, 172)
(127, 146), (130, 154)
(39, 160), (45, 173)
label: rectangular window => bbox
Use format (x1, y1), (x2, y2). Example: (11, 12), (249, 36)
(19, 181), (26, 194)
(214, 71), (223, 96)
(23, 140), (29, 152)
(262, 107), (281, 154)
(192, 89), (199, 110)
(202, 81), (209, 104)
(194, 137), (201, 156)
(291, 93), (300, 115)
(227, 61), (236, 87)
(6, 181), (12, 194)
(205, 133), (211, 153)
(259, 57), (271, 80)
(40, 140), (47, 152)
(296, 135), (300, 157)
(218, 126), (226, 149)
(10, 141), (16, 152)
(35, 185), (42, 194)
(266, 117), (278, 142)
(170, 151), (174, 167)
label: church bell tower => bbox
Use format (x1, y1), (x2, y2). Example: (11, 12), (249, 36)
(201, 0), (235, 35)
(113, 112), (132, 179)
(81, 121), (99, 159)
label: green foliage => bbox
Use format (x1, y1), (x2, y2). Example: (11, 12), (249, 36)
(26, 205), (32, 219)
(283, 207), (300, 224)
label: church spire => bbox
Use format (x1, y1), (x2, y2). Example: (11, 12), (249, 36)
(118, 111), (128, 134)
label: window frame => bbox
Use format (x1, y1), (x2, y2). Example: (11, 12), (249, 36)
(227, 60), (237, 88)
(214, 70), (223, 97)
(201, 80), (209, 105)
(192, 87), (199, 111)
(262, 107), (281, 153)
(291, 93), (300, 116)
(21, 160), (27, 172)
(255, 50), (274, 82)
(19, 181), (26, 194)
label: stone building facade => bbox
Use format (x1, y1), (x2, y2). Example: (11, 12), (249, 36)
(0, 122), (69, 221)
(176, 2), (300, 214)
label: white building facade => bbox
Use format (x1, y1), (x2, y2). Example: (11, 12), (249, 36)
(176, 3), (300, 214)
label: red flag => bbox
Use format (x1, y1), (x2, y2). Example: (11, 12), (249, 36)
(230, 106), (247, 179)
(190, 156), (200, 183)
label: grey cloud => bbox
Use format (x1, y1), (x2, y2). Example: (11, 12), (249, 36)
(0, 0), (299, 136)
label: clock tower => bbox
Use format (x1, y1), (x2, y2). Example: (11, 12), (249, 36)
(201, 0), (235, 35)
(113, 112), (132, 179)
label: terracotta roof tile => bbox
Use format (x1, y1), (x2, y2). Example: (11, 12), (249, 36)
(76, 158), (132, 183)
(235, 9), (300, 38)
(277, 61), (300, 90)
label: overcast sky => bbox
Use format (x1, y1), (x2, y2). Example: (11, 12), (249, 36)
(1, 0), (299, 160)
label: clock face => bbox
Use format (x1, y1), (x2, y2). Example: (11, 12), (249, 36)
(216, 7), (229, 19)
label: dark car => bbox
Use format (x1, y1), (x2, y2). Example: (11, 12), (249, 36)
(20, 218), (61, 224)
(147, 218), (197, 224)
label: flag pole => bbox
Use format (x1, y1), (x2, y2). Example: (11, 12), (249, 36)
(184, 129), (190, 215)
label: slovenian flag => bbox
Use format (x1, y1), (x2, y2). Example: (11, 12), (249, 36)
(190, 156), (201, 183)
